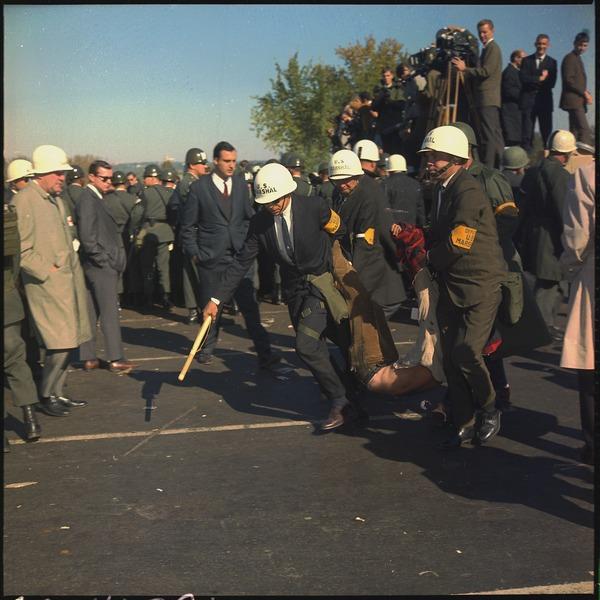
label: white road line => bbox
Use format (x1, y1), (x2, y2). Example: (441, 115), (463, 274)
(7, 415), (399, 445)
(459, 581), (593, 595)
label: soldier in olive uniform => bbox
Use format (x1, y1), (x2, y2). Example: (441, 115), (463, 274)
(419, 126), (507, 449)
(501, 146), (529, 207)
(126, 171), (143, 197)
(137, 164), (175, 309)
(316, 161), (335, 208)
(60, 165), (85, 231)
(166, 148), (209, 323)
(519, 130), (576, 337)
(372, 67), (406, 155)
(284, 154), (314, 197)
(125, 187), (146, 306)
(4, 203), (42, 451)
(103, 171), (136, 299)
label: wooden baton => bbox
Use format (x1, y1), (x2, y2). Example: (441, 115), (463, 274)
(178, 316), (212, 381)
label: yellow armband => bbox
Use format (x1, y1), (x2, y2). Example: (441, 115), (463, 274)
(355, 227), (375, 245)
(450, 225), (477, 250)
(323, 210), (341, 234)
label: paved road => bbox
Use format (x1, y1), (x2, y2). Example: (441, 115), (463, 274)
(3, 302), (594, 596)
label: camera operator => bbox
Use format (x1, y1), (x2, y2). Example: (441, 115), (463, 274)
(372, 66), (406, 155)
(452, 19), (504, 169)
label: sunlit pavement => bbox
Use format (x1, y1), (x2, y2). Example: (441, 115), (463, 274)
(3, 302), (594, 595)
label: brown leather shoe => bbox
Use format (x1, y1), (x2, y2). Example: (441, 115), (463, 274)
(109, 360), (137, 374)
(83, 359), (100, 371)
(320, 407), (345, 431)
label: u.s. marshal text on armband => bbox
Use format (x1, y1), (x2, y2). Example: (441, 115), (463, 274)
(323, 210), (341, 234)
(450, 225), (477, 250)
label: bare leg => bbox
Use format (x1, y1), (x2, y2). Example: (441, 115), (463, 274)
(367, 364), (438, 397)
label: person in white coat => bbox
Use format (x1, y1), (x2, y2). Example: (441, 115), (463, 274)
(559, 161), (595, 464)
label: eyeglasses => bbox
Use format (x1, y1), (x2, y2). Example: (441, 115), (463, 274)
(94, 175), (112, 182)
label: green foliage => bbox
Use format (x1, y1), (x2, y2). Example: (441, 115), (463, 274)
(251, 36), (410, 171)
(335, 35), (409, 93)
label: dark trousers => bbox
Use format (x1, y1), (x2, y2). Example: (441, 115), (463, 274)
(577, 369), (594, 452)
(534, 278), (563, 328)
(140, 235), (171, 296)
(197, 262), (271, 361)
(477, 106), (504, 169)
(289, 293), (348, 402)
(567, 108), (593, 145)
(79, 265), (124, 362)
(182, 255), (201, 309)
(437, 285), (502, 429)
(40, 349), (73, 399)
(4, 322), (39, 408)
(522, 106), (552, 151)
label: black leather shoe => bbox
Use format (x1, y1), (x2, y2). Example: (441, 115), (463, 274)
(53, 395), (88, 408)
(320, 407), (346, 431)
(186, 309), (199, 325)
(36, 397), (70, 417)
(437, 425), (476, 450)
(258, 353), (282, 369)
(196, 353), (213, 365)
(477, 410), (501, 444)
(162, 294), (173, 310)
(22, 405), (41, 440)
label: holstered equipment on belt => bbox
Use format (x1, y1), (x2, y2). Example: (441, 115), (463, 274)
(331, 240), (398, 384)
(306, 271), (349, 324)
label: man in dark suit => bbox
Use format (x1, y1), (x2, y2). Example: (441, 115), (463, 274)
(76, 160), (136, 375)
(181, 141), (277, 367)
(452, 19), (504, 169)
(501, 49), (526, 146)
(559, 31), (593, 145)
(419, 126), (507, 449)
(519, 34), (558, 152)
(203, 163), (358, 431)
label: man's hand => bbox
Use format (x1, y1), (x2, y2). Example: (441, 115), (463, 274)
(391, 223), (403, 239)
(540, 69), (548, 82)
(191, 255), (200, 265)
(203, 300), (219, 322)
(451, 57), (466, 72)
(584, 90), (593, 105)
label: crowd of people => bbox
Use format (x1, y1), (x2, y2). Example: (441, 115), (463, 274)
(329, 26), (593, 174)
(3, 21), (595, 464)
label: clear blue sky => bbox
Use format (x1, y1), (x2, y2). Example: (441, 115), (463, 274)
(4, 4), (595, 163)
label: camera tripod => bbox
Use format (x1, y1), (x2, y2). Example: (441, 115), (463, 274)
(417, 60), (480, 178)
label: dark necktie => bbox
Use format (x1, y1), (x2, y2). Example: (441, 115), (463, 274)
(280, 216), (295, 263)
(223, 181), (229, 198)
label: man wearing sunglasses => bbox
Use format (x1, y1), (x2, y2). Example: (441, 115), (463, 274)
(203, 163), (363, 432)
(76, 160), (136, 375)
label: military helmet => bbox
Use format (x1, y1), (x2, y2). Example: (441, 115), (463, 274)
(502, 146), (529, 170)
(450, 121), (478, 147)
(547, 130), (577, 153)
(387, 154), (407, 173)
(67, 165), (84, 184)
(254, 163), (297, 204)
(353, 139), (380, 162)
(418, 126), (470, 160)
(111, 171), (127, 186)
(317, 161), (330, 174)
(32, 145), (73, 174)
(329, 150), (364, 180)
(143, 164), (161, 178)
(284, 153), (304, 169)
(6, 159), (34, 183)
(377, 153), (390, 168)
(160, 169), (177, 183)
(185, 148), (208, 166)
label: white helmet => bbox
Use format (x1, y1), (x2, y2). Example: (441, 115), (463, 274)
(329, 150), (364, 180)
(6, 159), (34, 183)
(253, 163), (297, 204)
(251, 164), (261, 175)
(418, 126), (469, 160)
(387, 154), (407, 173)
(32, 145), (73, 174)
(352, 139), (380, 162)
(547, 129), (577, 153)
